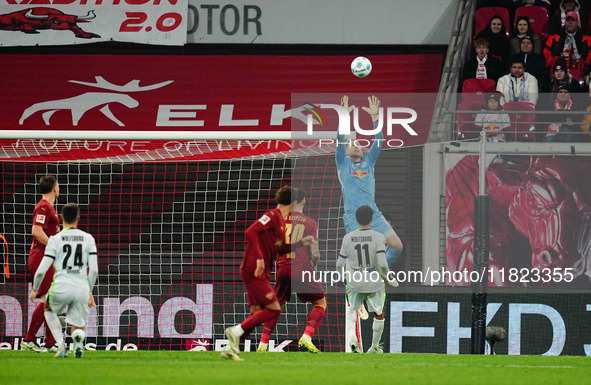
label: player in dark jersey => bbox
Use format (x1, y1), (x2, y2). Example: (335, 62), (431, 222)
(222, 186), (316, 361)
(21, 175), (61, 352)
(257, 188), (326, 353)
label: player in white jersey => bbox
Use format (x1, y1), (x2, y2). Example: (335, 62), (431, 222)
(30, 203), (98, 358)
(337, 205), (391, 354)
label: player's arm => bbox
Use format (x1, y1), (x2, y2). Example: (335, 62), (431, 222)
(87, 239), (99, 308)
(277, 235), (315, 255)
(309, 226), (320, 268)
(31, 224), (50, 246)
(336, 95), (356, 164)
(336, 237), (349, 276)
(362, 96), (384, 163)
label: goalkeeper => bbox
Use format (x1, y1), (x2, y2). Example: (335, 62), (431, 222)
(337, 95), (403, 267)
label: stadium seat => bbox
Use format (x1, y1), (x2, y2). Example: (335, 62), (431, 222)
(475, 7), (511, 37)
(455, 100), (484, 139)
(461, 78), (497, 105)
(515, 6), (549, 41)
(502, 101), (537, 141)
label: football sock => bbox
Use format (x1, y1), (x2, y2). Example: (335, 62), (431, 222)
(72, 329), (86, 345)
(386, 248), (402, 267)
(25, 302), (47, 342)
(346, 302), (357, 345)
(371, 318), (385, 348)
(230, 324), (245, 338)
(303, 306), (325, 338)
(43, 310), (64, 350)
(260, 315), (279, 345)
(241, 309), (281, 332)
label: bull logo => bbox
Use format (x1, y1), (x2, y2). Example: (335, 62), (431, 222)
(0, 7), (100, 39)
(19, 77), (174, 127)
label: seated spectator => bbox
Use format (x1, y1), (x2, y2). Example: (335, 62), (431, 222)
(544, 11), (590, 72)
(463, 38), (504, 83)
(542, 57), (581, 107)
(476, 15), (511, 63)
(497, 55), (540, 105)
(506, 35), (545, 84)
(578, 105), (591, 142)
(513, 0), (551, 9)
(510, 16), (543, 55)
(549, 0), (588, 35)
(474, 92), (512, 141)
(545, 83), (582, 142)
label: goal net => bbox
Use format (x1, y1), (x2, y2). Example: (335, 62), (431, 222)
(0, 138), (348, 352)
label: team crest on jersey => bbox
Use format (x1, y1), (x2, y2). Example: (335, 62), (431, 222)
(352, 170), (368, 179)
(258, 214), (271, 225)
(36, 214), (46, 224)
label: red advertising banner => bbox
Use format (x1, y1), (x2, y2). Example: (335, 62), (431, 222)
(0, 53), (441, 160)
(445, 154), (591, 288)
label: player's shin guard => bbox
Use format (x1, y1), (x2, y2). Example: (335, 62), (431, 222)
(43, 310), (65, 350)
(304, 306), (325, 338)
(371, 318), (385, 349)
(241, 309), (281, 331)
(386, 248), (402, 267)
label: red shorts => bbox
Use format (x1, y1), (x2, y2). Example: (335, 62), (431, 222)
(29, 263), (55, 298)
(275, 263), (325, 304)
(240, 268), (278, 307)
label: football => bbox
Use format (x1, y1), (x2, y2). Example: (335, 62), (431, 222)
(351, 56), (372, 78)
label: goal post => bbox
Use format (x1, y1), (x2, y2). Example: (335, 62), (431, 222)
(0, 137), (350, 352)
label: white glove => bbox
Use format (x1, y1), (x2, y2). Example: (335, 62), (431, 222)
(362, 95), (380, 122)
(341, 95), (355, 114)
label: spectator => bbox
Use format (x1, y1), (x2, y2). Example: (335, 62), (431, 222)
(496, 55), (540, 105)
(474, 92), (512, 141)
(513, 0), (551, 10)
(549, 0), (588, 35)
(462, 38), (504, 83)
(510, 16), (543, 55)
(578, 105), (591, 142)
(506, 35), (545, 84)
(545, 83), (582, 142)
(542, 57), (581, 107)
(544, 11), (590, 73)
(476, 15), (511, 63)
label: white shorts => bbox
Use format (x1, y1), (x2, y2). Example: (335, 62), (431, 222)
(47, 280), (90, 327)
(348, 288), (385, 315)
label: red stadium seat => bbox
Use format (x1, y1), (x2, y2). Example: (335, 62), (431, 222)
(461, 78), (497, 104)
(456, 100), (484, 139)
(475, 7), (511, 37)
(502, 101), (537, 141)
(515, 6), (549, 41)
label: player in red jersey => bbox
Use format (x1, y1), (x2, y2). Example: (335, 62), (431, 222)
(222, 186), (316, 361)
(21, 174), (61, 352)
(257, 188), (326, 353)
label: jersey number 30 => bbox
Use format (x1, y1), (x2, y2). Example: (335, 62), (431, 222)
(62, 244), (83, 269)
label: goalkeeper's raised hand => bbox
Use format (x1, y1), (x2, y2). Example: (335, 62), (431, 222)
(362, 95), (381, 122)
(340, 95), (355, 114)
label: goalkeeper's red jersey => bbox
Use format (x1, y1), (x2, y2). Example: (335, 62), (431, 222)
(28, 199), (60, 269)
(276, 211), (318, 269)
(241, 208), (290, 278)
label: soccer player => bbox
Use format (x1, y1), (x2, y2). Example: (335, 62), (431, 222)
(30, 203), (98, 358)
(337, 205), (389, 353)
(257, 188), (326, 354)
(337, 95), (403, 267)
(222, 186), (316, 361)
(21, 174), (60, 352)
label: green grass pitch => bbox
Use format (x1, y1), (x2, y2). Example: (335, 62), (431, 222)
(1, 350), (589, 385)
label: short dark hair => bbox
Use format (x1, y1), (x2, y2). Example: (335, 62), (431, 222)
(296, 188), (307, 204)
(510, 55), (525, 67)
(356, 205), (373, 226)
(61, 203), (80, 224)
(275, 185), (295, 205)
(38, 175), (57, 194)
